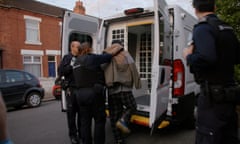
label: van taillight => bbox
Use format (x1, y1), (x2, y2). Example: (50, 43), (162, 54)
(124, 8), (144, 15)
(173, 59), (185, 96)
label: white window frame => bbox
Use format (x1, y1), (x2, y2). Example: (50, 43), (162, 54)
(21, 49), (43, 77)
(24, 15), (42, 45)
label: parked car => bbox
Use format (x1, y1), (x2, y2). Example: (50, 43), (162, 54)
(0, 69), (44, 108)
(52, 77), (62, 100)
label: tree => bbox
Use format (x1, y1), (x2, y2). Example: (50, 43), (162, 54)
(216, 0), (240, 82)
(216, 0), (240, 39)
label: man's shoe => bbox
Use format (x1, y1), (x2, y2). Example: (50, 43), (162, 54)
(116, 120), (130, 134)
(70, 136), (79, 144)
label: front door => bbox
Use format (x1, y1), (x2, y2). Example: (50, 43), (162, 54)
(48, 56), (56, 77)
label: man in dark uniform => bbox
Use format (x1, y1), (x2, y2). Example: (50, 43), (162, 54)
(73, 42), (122, 144)
(183, 0), (240, 144)
(58, 41), (81, 144)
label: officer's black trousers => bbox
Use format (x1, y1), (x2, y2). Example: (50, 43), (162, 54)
(66, 87), (80, 138)
(75, 87), (106, 144)
(196, 85), (239, 144)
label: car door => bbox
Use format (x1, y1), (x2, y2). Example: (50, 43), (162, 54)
(149, 0), (172, 128)
(1, 70), (26, 105)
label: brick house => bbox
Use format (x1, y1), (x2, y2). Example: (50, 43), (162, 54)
(0, 0), (67, 77)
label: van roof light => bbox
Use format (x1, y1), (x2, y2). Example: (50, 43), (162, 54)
(124, 8), (144, 15)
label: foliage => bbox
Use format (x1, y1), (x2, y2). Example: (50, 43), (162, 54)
(216, 0), (240, 82)
(216, 0), (240, 39)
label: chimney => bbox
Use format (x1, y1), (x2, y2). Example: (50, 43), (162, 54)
(73, 0), (86, 15)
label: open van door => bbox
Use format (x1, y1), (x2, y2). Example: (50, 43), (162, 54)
(61, 11), (101, 111)
(149, 0), (172, 129)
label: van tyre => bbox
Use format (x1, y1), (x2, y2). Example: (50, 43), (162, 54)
(26, 92), (41, 107)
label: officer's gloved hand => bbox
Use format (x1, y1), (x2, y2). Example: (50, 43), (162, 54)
(103, 44), (123, 56)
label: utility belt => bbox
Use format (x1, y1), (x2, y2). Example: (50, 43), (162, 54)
(202, 81), (240, 104)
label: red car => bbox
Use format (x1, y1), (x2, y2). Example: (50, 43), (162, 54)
(52, 78), (62, 100)
(52, 84), (61, 100)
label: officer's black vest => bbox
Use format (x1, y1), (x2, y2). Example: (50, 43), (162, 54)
(73, 55), (104, 88)
(193, 16), (240, 84)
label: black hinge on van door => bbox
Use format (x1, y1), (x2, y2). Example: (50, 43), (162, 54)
(160, 68), (165, 85)
(67, 12), (71, 17)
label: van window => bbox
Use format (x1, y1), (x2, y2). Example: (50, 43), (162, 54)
(112, 29), (125, 44)
(159, 19), (165, 65)
(68, 33), (93, 51)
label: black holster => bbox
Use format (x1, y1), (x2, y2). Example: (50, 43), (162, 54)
(208, 84), (240, 104)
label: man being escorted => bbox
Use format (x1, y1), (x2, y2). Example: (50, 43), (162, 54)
(183, 0), (240, 144)
(104, 40), (141, 144)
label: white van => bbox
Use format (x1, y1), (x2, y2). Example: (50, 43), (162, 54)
(61, 0), (200, 131)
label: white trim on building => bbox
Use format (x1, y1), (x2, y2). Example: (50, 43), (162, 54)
(24, 15), (42, 22)
(46, 50), (61, 55)
(21, 49), (44, 56)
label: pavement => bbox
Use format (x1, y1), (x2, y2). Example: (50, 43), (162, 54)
(39, 77), (56, 101)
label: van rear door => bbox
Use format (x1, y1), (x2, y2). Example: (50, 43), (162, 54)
(149, 0), (172, 128)
(61, 11), (101, 111)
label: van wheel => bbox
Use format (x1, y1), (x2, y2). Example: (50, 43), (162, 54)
(26, 92), (41, 107)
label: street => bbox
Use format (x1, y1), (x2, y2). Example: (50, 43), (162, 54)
(7, 100), (195, 144)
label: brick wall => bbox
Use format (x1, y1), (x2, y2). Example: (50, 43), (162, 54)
(0, 7), (62, 77)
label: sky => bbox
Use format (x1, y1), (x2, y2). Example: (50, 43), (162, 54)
(36, 0), (194, 18)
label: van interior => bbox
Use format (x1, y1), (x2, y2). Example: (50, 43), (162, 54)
(127, 24), (153, 112)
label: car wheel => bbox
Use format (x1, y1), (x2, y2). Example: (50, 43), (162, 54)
(26, 92), (41, 107)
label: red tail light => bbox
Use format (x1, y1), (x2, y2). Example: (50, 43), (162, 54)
(124, 8), (144, 15)
(173, 59), (185, 96)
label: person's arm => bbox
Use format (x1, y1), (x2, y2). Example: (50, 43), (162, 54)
(58, 55), (73, 76)
(187, 24), (217, 72)
(93, 53), (113, 65)
(0, 93), (13, 144)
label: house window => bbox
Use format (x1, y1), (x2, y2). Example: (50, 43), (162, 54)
(24, 15), (42, 45)
(23, 55), (42, 77)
